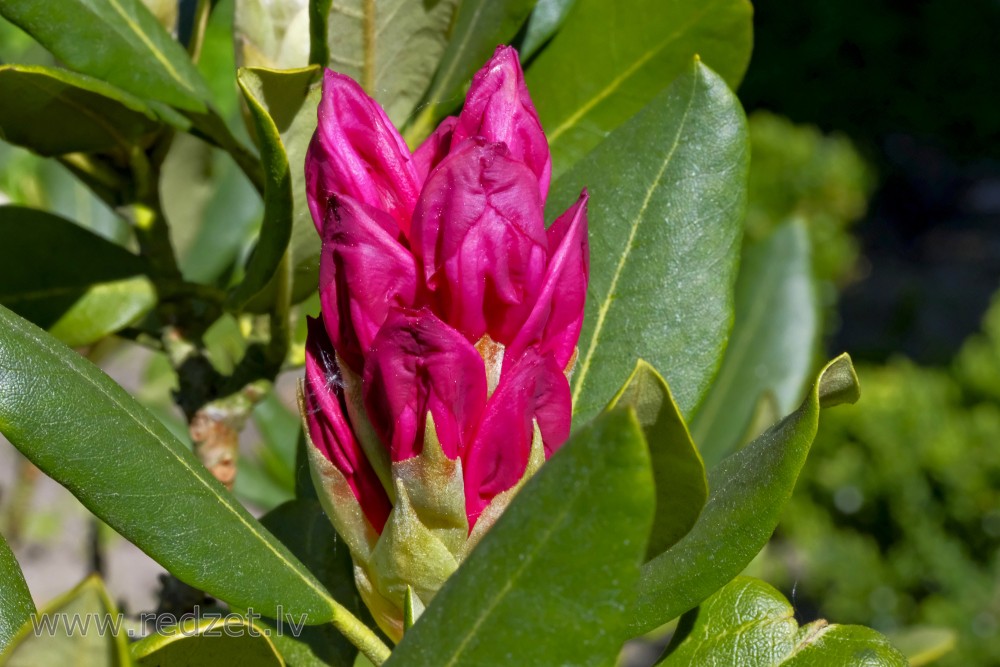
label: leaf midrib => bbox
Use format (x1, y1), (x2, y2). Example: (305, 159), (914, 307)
(103, 0), (198, 97)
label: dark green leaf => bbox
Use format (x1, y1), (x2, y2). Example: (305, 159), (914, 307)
(527, 0), (753, 176)
(551, 60), (749, 425)
(518, 0), (577, 59)
(0, 206), (156, 347)
(0, 0), (213, 112)
(0, 532), (33, 655)
(631, 354), (861, 636)
(657, 577), (907, 666)
(607, 361), (707, 559)
(0, 305), (339, 623)
(387, 408), (654, 666)
(131, 618), (283, 666)
(0, 65), (161, 156)
(691, 220), (820, 469)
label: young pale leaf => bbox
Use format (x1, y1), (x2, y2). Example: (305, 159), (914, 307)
(0, 206), (156, 347)
(0, 305), (338, 624)
(527, 0), (753, 175)
(131, 618), (283, 667)
(607, 361), (707, 559)
(550, 60), (749, 425)
(657, 577), (907, 666)
(0, 65), (161, 156)
(631, 354), (861, 636)
(234, 0), (311, 70)
(386, 408), (654, 667)
(0, 533), (33, 655)
(691, 220), (820, 469)
(0, 0), (213, 113)
(0, 576), (130, 667)
(886, 627), (957, 666)
(518, 0), (577, 59)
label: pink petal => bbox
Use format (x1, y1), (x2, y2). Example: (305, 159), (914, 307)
(363, 309), (487, 463)
(305, 319), (392, 532)
(463, 348), (572, 526)
(412, 116), (458, 183)
(306, 70), (420, 237)
(411, 139), (548, 344)
(318, 195), (420, 373)
(452, 46), (551, 199)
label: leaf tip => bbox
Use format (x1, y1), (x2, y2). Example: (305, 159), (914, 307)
(817, 353), (860, 408)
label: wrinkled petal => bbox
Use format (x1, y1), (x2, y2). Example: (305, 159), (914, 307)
(305, 319), (392, 532)
(412, 116), (457, 183)
(508, 190), (590, 368)
(306, 70), (420, 236)
(411, 139), (548, 343)
(463, 348), (572, 525)
(451, 46), (551, 199)
(319, 195), (420, 372)
(363, 309), (487, 463)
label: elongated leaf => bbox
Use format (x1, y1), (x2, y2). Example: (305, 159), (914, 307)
(658, 577), (907, 666)
(0, 0), (213, 112)
(527, 0), (753, 176)
(387, 408), (654, 666)
(235, 0), (311, 70)
(518, 0), (577, 59)
(132, 618), (283, 666)
(0, 533), (33, 655)
(551, 60), (748, 425)
(607, 361), (706, 558)
(403, 0), (538, 143)
(886, 627), (957, 667)
(631, 354), (861, 636)
(0, 305), (337, 622)
(0, 65), (161, 156)
(321, 0), (460, 126)
(691, 220), (820, 469)
(0, 576), (130, 667)
(0, 206), (156, 347)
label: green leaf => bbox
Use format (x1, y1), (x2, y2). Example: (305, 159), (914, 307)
(0, 532), (33, 655)
(0, 305), (338, 623)
(320, 0), (461, 126)
(551, 60), (749, 425)
(518, 0), (577, 59)
(0, 0), (213, 113)
(526, 0), (753, 176)
(386, 408), (654, 666)
(235, 0), (311, 70)
(0, 576), (131, 667)
(631, 354), (861, 636)
(0, 206), (156, 347)
(233, 66), (323, 309)
(886, 627), (957, 667)
(657, 577), (907, 666)
(403, 0), (538, 144)
(0, 65), (161, 156)
(607, 361), (707, 559)
(131, 618), (283, 667)
(691, 220), (820, 469)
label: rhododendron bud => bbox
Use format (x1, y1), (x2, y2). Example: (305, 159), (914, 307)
(301, 44), (589, 640)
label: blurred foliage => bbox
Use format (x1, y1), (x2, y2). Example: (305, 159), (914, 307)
(758, 291), (1000, 666)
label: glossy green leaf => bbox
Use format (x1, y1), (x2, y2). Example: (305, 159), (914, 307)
(631, 354), (861, 636)
(551, 60), (748, 425)
(131, 618), (283, 667)
(691, 220), (820, 469)
(0, 305), (338, 623)
(886, 627), (957, 666)
(0, 533), (33, 655)
(607, 360), (707, 559)
(321, 0), (460, 126)
(0, 65), (160, 156)
(0, 576), (130, 667)
(0, 0), (213, 112)
(527, 0), (753, 176)
(403, 0), (538, 144)
(657, 577), (907, 666)
(518, 0), (576, 59)
(0, 206), (156, 347)
(387, 408), (654, 666)
(234, 66), (324, 309)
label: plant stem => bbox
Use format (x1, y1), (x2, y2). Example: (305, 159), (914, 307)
(331, 604), (393, 665)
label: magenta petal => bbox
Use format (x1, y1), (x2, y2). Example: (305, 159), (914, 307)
(411, 139), (548, 343)
(306, 70), (420, 236)
(318, 195), (420, 372)
(451, 46), (551, 199)
(412, 116), (458, 183)
(463, 348), (572, 526)
(363, 309), (487, 463)
(305, 320), (391, 532)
